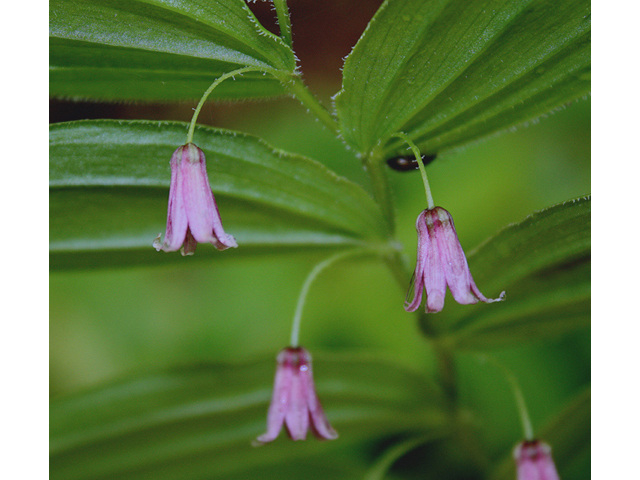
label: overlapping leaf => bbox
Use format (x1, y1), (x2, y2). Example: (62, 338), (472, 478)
(335, 0), (591, 157)
(50, 355), (446, 480)
(49, 120), (389, 269)
(422, 196), (590, 349)
(49, 0), (296, 101)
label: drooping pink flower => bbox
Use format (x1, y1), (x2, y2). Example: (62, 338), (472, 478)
(514, 440), (561, 480)
(404, 207), (504, 313)
(255, 347), (338, 444)
(153, 143), (237, 255)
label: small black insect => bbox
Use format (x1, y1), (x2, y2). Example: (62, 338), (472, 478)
(386, 153), (437, 171)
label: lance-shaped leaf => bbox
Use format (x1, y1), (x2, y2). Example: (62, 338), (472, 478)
(421, 196), (590, 349)
(50, 355), (447, 480)
(335, 0), (591, 157)
(49, 0), (296, 101)
(49, 120), (389, 269)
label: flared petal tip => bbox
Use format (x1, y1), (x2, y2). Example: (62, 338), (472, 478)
(403, 300), (419, 312)
(486, 291), (506, 304)
(309, 404), (339, 440)
(216, 233), (238, 250)
(312, 422), (338, 440)
(152, 233), (163, 251)
(154, 233), (186, 254)
(325, 429), (339, 440)
(252, 433), (278, 446)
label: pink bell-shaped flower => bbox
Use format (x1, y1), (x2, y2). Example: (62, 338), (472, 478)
(405, 207), (504, 313)
(255, 347), (338, 444)
(514, 440), (561, 480)
(153, 143), (237, 255)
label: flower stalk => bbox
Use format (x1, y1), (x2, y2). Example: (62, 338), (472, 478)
(185, 67), (338, 142)
(186, 66), (270, 144)
(285, 74), (340, 135)
(480, 355), (534, 441)
(391, 132), (434, 209)
(290, 249), (371, 347)
(363, 148), (398, 235)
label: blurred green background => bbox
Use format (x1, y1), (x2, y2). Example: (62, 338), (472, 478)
(50, 93), (590, 385)
(50, 0), (590, 477)
(50, 94), (590, 458)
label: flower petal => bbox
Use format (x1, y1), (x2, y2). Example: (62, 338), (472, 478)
(180, 145), (216, 242)
(209, 197), (238, 250)
(284, 351), (309, 440)
(301, 355), (338, 440)
(156, 146), (189, 252)
(255, 350), (292, 444)
(404, 211), (430, 312)
(181, 144), (237, 251)
(423, 209), (447, 313)
(431, 208), (480, 305)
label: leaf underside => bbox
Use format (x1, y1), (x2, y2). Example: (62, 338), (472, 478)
(49, 0), (296, 101)
(49, 120), (389, 269)
(336, 0), (591, 157)
(50, 356), (446, 480)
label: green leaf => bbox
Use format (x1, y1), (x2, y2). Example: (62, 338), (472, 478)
(488, 387), (590, 480)
(425, 196), (590, 349)
(50, 355), (447, 480)
(335, 0), (591, 157)
(49, 0), (296, 101)
(49, 120), (389, 269)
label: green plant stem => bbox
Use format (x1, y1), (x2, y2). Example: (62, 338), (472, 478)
(364, 148), (397, 236)
(391, 132), (435, 209)
(272, 0), (292, 47)
(480, 354), (535, 440)
(186, 66), (269, 144)
(187, 68), (337, 145)
(286, 74), (340, 135)
(376, 148), (451, 399)
(365, 145), (458, 406)
(432, 340), (458, 402)
(290, 249), (371, 347)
